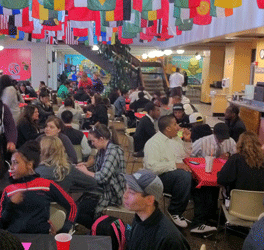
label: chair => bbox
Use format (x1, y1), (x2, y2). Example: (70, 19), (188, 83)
(50, 203), (66, 233)
(121, 115), (136, 148)
(220, 189), (264, 236)
(73, 145), (83, 163)
(102, 206), (135, 225)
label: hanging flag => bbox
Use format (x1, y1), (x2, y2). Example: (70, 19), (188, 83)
(68, 7), (99, 21)
(142, 0), (161, 11)
(178, 18), (193, 30)
(87, 0), (116, 11)
(174, 0), (200, 8)
(105, 0), (123, 21)
(214, 0), (242, 8)
(1, 0), (29, 10)
(73, 27), (88, 36)
(65, 21), (78, 44)
(142, 10), (158, 20)
(193, 0), (212, 25)
(74, 0), (87, 7)
(210, 0), (233, 16)
(10, 30), (25, 40)
(32, 0), (49, 20)
(0, 15), (8, 34)
(257, 0), (264, 8)
(43, 0), (65, 11)
(18, 7), (34, 33)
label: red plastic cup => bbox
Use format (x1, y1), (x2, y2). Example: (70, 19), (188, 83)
(26, 95), (30, 98)
(55, 233), (72, 250)
(62, 101), (64, 105)
(84, 101), (88, 105)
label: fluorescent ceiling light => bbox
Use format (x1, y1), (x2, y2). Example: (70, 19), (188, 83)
(142, 53), (148, 59)
(92, 45), (99, 51)
(176, 49), (185, 54)
(164, 49), (172, 55)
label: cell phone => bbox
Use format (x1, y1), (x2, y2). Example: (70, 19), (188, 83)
(189, 161), (200, 165)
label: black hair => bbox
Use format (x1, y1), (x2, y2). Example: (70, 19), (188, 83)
(121, 89), (128, 96)
(39, 90), (50, 98)
(61, 110), (73, 124)
(64, 80), (72, 86)
(228, 105), (240, 116)
(144, 102), (156, 114)
(40, 81), (45, 85)
(18, 105), (38, 127)
(0, 75), (13, 97)
(19, 82), (26, 88)
(161, 97), (169, 105)
(158, 115), (176, 133)
(64, 97), (74, 108)
(176, 67), (180, 72)
(138, 86), (144, 91)
(0, 229), (24, 250)
(138, 91), (144, 99)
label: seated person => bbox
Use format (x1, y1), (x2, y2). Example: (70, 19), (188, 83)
(32, 90), (54, 128)
(74, 87), (91, 103)
(109, 87), (120, 104)
(78, 72), (93, 90)
(144, 115), (192, 228)
(192, 122), (236, 158)
(25, 81), (38, 97)
(18, 82), (33, 97)
(130, 86), (152, 103)
(0, 229), (24, 249)
(225, 105), (246, 142)
(39, 81), (50, 93)
(57, 97), (84, 129)
(133, 102), (160, 156)
(114, 90), (128, 117)
(36, 116), (78, 164)
(17, 105), (40, 148)
(61, 110), (91, 158)
(173, 103), (190, 128)
(129, 91), (150, 112)
(124, 169), (190, 250)
(189, 113), (212, 142)
(160, 96), (173, 116)
(0, 140), (77, 234)
(57, 80), (71, 99)
(152, 91), (162, 106)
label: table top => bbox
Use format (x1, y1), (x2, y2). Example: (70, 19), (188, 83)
(16, 234), (112, 250)
(23, 97), (37, 101)
(184, 157), (226, 188)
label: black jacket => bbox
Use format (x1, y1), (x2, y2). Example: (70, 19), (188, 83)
(191, 124), (212, 142)
(32, 99), (54, 128)
(176, 114), (190, 128)
(92, 104), (108, 126)
(129, 98), (150, 112)
(126, 208), (190, 250)
(225, 118), (246, 142)
(74, 89), (91, 102)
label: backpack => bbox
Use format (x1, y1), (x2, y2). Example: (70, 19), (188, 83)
(91, 215), (126, 250)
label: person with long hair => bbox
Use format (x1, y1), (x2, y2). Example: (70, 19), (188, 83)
(78, 72), (93, 90)
(36, 116), (77, 164)
(0, 229), (24, 250)
(0, 140), (77, 234)
(218, 131), (264, 194)
(76, 124), (125, 223)
(17, 105), (40, 148)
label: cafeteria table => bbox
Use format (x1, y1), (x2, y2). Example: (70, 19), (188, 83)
(16, 234), (112, 250)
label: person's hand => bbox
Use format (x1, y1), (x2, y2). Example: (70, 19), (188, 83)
(48, 220), (57, 236)
(6, 142), (16, 152)
(177, 163), (192, 172)
(181, 128), (191, 142)
(86, 111), (92, 118)
(77, 162), (88, 168)
(10, 192), (24, 204)
(76, 164), (89, 174)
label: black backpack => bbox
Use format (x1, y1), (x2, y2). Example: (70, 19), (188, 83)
(91, 215), (126, 250)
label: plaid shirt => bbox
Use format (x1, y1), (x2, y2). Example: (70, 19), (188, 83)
(94, 142), (126, 217)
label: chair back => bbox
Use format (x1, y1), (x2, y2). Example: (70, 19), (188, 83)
(108, 105), (115, 120)
(122, 115), (128, 129)
(229, 189), (264, 221)
(73, 145), (83, 163)
(125, 133), (135, 153)
(50, 203), (66, 232)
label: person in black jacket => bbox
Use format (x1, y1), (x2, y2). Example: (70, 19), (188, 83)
(133, 102), (160, 156)
(74, 87), (91, 103)
(225, 105), (246, 142)
(129, 91), (150, 112)
(124, 169), (190, 250)
(173, 103), (190, 128)
(17, 105), (40, 148)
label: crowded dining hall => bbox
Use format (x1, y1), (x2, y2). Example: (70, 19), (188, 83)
(1, 1), (264, 249)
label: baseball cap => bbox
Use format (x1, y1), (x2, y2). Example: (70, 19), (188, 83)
(189, 112), (203, 124)
(173, 103), (184, 111)
(213, 123), (230, 141)
(124, 170), (164, 200)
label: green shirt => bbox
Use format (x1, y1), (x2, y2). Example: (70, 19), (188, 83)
(57, 85), (69, 99)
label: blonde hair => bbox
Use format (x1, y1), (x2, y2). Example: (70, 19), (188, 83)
(237, 131), (264, 169)
(40, 136), (70, 181)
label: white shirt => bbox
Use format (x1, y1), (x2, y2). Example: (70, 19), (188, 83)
(144, 131), (192, 175)
(192, 134), (236, 158)
(129, 90), (152, 103)
(169, 72), (184, 88)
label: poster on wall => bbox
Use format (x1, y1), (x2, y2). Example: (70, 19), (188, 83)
(0, 49), (31, 81)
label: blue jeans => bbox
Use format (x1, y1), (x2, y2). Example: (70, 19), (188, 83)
(159, 169), (192, 216)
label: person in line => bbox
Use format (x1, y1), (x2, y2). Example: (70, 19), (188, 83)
(160, 96), (173, 116)
(144, 115), (192, 228)
(129, 91), (150, 112)
(133, 102), (160, 157)
(32, 90), (54, 128)
(114, 90), (129, 117)
(0, 140), (77, 234)
(17, 105), (40, 148)
(61, 110), (91, 158)
(169, 67), (184, 93)
(189, 113), (212, 142)
(36, 116), (77, 164)
(124, 169), (190, 250)
(78, 72), (93, 90)
(173, 103), (190, 128)
(57, 80), (71, 99)
(76, 124), (126, 221)
(224, 105), (246, 142)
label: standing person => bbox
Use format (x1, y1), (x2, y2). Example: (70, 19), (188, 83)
(78, 72), (93, 90)
(124, 169), (190, 250)
(76, 124), (126, 221)
(182, 71), (188, 95)
(169, 68), (184, 94)
(225, 105), (246, 142)
(114, 90), (128, 117)
(92, 73), (104, 94)
(17, 105), (40, 148)
(0, 75), (23, 124)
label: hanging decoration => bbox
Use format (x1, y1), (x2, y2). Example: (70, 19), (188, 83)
(0, 0), (258, 45)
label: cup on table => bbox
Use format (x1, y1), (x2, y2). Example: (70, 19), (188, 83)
(205, 156), (214, 173)
(55, 233), (72, 250)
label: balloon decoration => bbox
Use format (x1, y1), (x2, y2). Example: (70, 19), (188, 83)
(0, 0), (256, 45)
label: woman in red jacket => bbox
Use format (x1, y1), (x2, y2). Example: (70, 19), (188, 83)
(78, 72), (93, 90)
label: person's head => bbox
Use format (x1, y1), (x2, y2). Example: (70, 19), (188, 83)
(138, 91), (145, 99)
(61, 110), (73, 124)
(237, 131), (264, 168)
(64, 80), (71, 88)
(40, 136), (70, 181)
(64, 97), (74, 108)
(121, 90), (128, 98)
(93, 73), (100, 79)
(138, 86), (145, 91)
(102, 97), (111, 107)
(25, 81), (31, 87)
(44, 116), (64, 137)
(176, 67), (180, 73)
(173, 103), (185, 120)
(82, 72), (88, 79)
(10, 140), (40, 180)
(18, 105), (39, 125)
(0, 229), (24, 250)
(92, 93), (103, 105)
(225, 105), (239, 121)
(158, 115), (180, 138)
(189, 112), (203, 127)
(89, 124), (119, 149)
(0, 75), (13, 97)
(144, 102), (160, 119)
(160, 96), (169, 106)
(123, 170), (164, 213)
(19, 83), (26, 93)
(39, 90), (50, 104)
(40, 81), (46, 88)
(213, 123), (230, 143)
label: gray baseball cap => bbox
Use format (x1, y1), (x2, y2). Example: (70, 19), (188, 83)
(124, 170), (164, 200)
